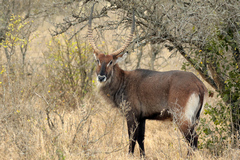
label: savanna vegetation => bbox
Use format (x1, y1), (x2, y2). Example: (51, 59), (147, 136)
(0, 0), (239, 159)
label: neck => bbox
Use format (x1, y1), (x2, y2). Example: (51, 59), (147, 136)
(99, 64), (126, 107)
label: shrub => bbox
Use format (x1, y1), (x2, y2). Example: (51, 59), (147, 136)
(45, 34), (95, 110)
(198, 102), (232, 156)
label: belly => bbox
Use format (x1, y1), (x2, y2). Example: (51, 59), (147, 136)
(144, 109), (173, 121)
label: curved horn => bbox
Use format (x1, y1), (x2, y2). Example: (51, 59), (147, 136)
(88, 3), (101, 55)
(111, 10), (135, 57)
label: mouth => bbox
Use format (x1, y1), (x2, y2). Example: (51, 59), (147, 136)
(97, 75), (107, 82)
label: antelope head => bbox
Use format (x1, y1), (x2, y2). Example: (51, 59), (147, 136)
(88, 4), (135, 83)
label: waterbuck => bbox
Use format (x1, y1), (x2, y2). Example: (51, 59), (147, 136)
(88, 4), (208, 157)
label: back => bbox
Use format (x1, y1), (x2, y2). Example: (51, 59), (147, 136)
(125, 69), (207, 118)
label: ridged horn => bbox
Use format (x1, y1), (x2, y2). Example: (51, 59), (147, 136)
(111, 10), (135, 57)
(88, 3), (101, 55)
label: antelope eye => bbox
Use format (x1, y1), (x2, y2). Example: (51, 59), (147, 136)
(108, 60), (113, 66)
(96, 59), (100, 64)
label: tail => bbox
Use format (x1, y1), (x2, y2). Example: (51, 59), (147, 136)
(196, 91), (208, 121)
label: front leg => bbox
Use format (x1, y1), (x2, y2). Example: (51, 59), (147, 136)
(127, 115), (146, 157)
(127, 117), (139, 155)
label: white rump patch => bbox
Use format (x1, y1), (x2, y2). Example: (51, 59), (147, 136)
(185, 93), (201, 124)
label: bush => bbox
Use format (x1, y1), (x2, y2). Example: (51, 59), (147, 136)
(198, 102), (232, 156)
(45, 34), (96, 110)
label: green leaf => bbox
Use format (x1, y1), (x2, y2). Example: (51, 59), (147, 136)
(222, 94), (229, 102)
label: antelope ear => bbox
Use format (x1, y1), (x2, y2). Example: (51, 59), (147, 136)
(114, 52), (128, 64)
(93, 53), (97, 60)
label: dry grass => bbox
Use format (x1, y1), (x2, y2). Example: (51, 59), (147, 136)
(0, 70), (240, 160)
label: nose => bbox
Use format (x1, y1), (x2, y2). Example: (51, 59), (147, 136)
(98, 75), (106, 82)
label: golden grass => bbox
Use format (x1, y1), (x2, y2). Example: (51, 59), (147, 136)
(0, 86), (239, 160)
(0, 47), (239, 160)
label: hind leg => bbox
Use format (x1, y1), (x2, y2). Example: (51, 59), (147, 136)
(137, 119), (146, 157)
(178, 121), (198, 153)
(184, 126), (198, 150)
